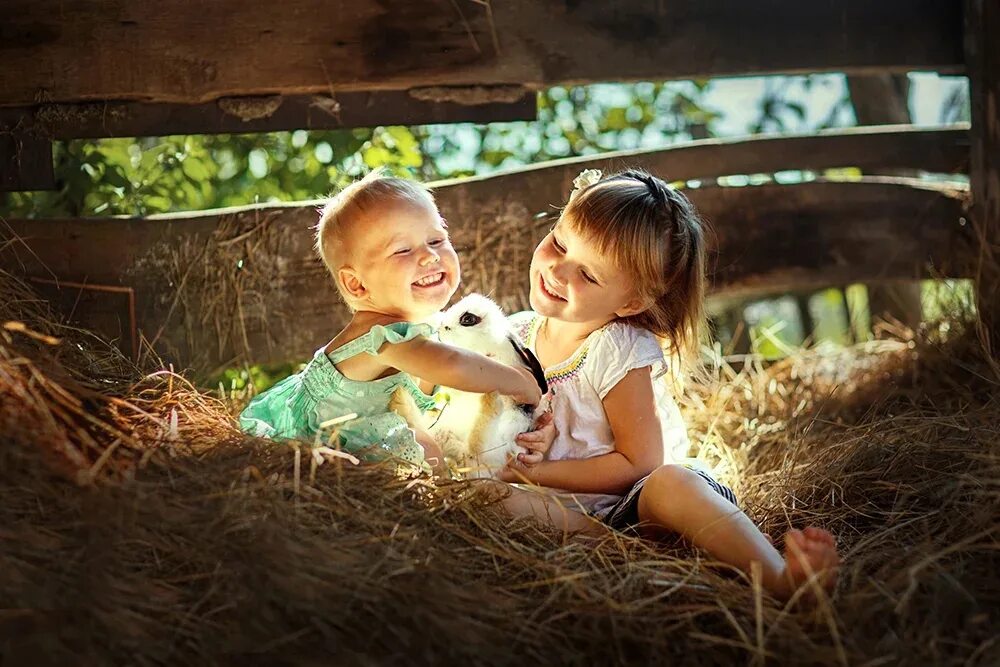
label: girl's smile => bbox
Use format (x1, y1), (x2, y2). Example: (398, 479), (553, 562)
(538, 272), (567, 302)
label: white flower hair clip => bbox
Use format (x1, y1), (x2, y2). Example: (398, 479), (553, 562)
(569, 168), (602, 202)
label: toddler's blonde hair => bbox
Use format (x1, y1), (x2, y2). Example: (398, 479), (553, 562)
(563, 169), (707, 363)
(314, 168), (436, 283)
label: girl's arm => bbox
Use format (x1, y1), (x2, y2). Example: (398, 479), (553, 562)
(501, 367), (664, 493)
(379, 337), (542, 405)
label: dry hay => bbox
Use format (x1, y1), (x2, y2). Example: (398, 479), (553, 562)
(2, 267), (999, 666)
(137, 208), (293, 373)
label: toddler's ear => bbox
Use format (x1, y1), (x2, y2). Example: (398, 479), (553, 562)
(338, 267), (367, 300)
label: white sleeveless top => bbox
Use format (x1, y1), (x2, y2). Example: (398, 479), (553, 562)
(509, 312), (691, 516)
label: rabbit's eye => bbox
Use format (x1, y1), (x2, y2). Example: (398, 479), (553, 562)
(459, 312), (482, 327)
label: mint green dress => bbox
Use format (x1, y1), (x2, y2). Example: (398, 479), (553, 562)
(239, 322), (438, 470)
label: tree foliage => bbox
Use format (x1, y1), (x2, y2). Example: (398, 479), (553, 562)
(1, 82), (724, 219)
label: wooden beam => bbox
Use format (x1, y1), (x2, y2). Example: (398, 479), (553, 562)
(444, 125), (972, 190)
(0, 178), (973, 374)
(965, 0), (1000, 358)
(0, 90), (537, 140)
(1, 1), (963, 108)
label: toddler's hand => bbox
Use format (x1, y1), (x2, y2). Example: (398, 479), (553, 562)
(514, 411), (556, 466)
(512, 367), (543, 406)
(414, 429), (448, 478)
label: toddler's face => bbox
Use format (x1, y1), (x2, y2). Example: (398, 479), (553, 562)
(529, 220), (641, 325)
(348, 199), (460, 320)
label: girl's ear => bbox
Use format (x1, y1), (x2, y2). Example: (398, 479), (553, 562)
(615, 294), (652, 318)
(338, 266), (367, 300)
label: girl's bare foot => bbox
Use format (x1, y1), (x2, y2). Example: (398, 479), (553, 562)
(778, 527), (840, 601)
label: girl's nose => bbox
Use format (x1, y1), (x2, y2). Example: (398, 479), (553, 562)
(548, 262), (568, 287)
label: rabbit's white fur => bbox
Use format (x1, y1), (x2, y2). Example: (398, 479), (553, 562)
(391, 294), (542, 478)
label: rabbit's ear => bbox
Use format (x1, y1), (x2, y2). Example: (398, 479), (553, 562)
(507, 335), (548, 396)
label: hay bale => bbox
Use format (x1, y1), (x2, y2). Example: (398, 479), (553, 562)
(2, 266), (998, 666)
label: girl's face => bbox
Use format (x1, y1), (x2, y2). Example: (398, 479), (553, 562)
(344, 199), (460, 320)
(529, 220), (644, 326)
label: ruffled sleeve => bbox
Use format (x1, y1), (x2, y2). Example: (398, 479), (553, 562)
(326, 321), (435, 363)
(587, 322), (667, 399)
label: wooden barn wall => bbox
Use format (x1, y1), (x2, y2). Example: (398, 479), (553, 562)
(2, 127), (974, 373)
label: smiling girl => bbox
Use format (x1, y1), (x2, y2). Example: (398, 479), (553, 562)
(502, 169), (839, 600)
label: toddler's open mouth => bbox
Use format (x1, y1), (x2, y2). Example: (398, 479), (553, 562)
(413, 272), (446, 288)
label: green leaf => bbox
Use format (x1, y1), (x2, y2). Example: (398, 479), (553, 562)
(181, 157), (210, 181)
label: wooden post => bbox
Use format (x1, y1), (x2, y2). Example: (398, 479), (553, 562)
(965, 0), (1000, 358)
(840, 286), (856, 344)
(0, 133), (54, 191)
(847, 74), (924, 334)
(792, 291), (815, 342)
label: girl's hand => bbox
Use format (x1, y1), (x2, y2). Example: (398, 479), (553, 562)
(499, 412), (556, 483)
(514, 411), (556, 466)
(498, 456), (545, 484)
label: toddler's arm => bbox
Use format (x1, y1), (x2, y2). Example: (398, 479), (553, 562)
(501, 367), (663, 492)
(379, 336), (542, 405)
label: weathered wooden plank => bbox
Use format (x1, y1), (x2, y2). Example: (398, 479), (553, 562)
(439, 125), (971, 189)
(965, 0), (1000, 356)
(0, 90), (536, 140)
(0, 178), (973, 374)
(1, 0), (963, 108)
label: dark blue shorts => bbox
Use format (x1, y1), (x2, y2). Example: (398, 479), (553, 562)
(601, 466), (738, 532)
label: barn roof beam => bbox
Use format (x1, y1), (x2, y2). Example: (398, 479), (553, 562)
(2, 1), (963, 108)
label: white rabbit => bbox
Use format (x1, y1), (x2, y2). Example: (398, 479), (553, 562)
(390, 293), (548, 478)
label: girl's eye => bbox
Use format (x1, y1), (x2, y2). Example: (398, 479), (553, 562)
(581, 270), (598, 285)
(429, 238), (445, 247)
(552, 236), (566, 253)
(393, 248), (410, 256)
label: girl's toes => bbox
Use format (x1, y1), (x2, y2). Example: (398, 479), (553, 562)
(784, 529), (805, 554)
(816, 527), (837, 547)
(803, 526), (827, 542)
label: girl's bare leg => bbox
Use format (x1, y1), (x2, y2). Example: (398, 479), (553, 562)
(476, 481), (604, 536)
(636, 465), (839, 600)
